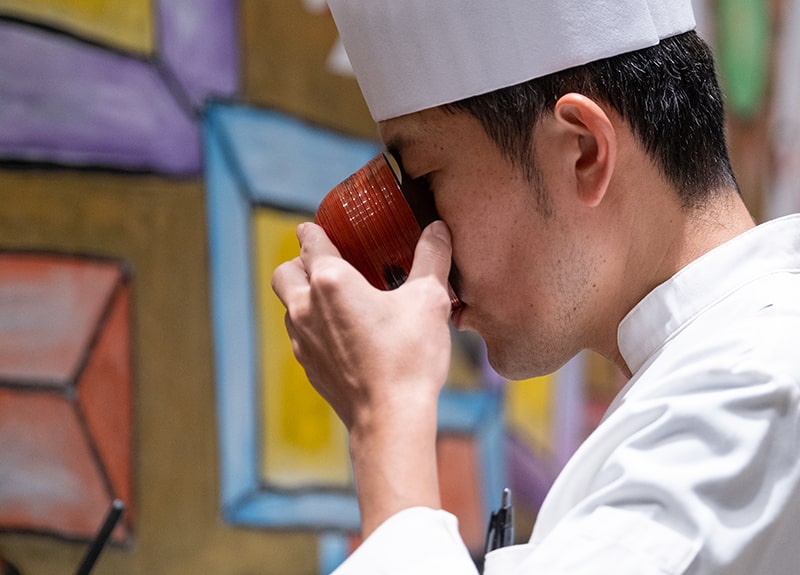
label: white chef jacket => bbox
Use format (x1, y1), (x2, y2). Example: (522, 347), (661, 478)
(333, 214), (800, 575)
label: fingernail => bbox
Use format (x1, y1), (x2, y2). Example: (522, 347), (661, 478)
(430, 220), (450, 245)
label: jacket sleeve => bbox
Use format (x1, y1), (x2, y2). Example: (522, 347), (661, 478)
(331, 507), (479, 575)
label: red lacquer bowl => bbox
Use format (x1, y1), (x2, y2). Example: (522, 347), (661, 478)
(315, 152), (460, 309)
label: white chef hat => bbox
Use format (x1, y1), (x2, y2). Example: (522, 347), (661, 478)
(327, 1), (696, 121)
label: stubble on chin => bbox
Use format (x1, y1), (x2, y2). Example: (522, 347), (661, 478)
(484, 316), (581, 381)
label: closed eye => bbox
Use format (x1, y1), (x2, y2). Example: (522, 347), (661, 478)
(400, 172), (440, 228)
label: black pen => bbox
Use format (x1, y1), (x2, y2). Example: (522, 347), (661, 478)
(484, 487), (514, 554)
(74, 499), (125, 575)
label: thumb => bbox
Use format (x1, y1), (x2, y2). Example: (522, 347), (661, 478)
(407, 220), (453, 289)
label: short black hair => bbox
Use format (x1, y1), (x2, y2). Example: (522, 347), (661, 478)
(445, 31), (739, 209)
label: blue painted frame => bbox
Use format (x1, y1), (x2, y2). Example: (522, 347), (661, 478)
(205, 102), (378, 532)
(204, 101), (506, 572)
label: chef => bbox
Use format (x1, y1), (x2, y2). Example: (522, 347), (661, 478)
(271, 1), (800, 573)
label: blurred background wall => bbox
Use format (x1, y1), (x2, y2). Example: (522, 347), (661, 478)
(0, 1), (797, 574)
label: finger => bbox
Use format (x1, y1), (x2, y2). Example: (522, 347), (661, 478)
(271, 256), (309, 309)
(297, 222), (344, 271)
(407, 220), (453, 289)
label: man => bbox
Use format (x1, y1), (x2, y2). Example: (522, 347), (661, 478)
(271, 1), (800, 573)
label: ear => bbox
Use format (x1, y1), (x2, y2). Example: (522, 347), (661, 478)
(553, 93), (616, 208)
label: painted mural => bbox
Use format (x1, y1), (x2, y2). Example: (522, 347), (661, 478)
(0, 1), (796, 574)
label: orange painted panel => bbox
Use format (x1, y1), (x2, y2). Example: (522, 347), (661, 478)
(77, 282), (133, 533)
(0, 390), (110, 538)
(0, 254), (119, 384)
(437, 435), (484, 555)
(0, 254), (132, 542)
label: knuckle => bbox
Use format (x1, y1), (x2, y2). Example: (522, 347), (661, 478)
(286, 298), (311, 327)
(309, 262), (346, 293)
(270, 264), (286, 292)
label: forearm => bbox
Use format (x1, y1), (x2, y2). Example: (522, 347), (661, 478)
(272, 221), (455, 537)
(349, 397), (442, 537)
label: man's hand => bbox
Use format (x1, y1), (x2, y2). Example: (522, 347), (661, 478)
(271, 220), (454, 535)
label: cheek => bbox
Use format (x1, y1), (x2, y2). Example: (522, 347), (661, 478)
(441, 180), (541, 293)
(453, 225), (528, 297)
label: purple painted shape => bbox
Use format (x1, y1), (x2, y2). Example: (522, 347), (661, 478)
(553, 352), (586, 468)
(158, 0), (239, 108)
(506, 432), (557, 512)
(0, 23), (199, 173)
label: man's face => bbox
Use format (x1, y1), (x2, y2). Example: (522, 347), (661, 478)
(380, 108), (597, 379)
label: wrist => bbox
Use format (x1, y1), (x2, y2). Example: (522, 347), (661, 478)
(348, 395), (442, 536)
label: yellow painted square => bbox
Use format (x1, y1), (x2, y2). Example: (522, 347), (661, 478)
(505, 374), (555, 454)
(252, 208), (351, 489)
(0, 0), (153, 55)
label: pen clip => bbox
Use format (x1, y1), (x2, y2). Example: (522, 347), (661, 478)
(484, 488), (514, 555)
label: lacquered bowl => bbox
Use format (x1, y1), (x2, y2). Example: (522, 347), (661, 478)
(315, 152), (460, 309)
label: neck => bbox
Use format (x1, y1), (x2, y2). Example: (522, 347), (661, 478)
(601, 187), (755, 378)
(651, 190), (755, 288)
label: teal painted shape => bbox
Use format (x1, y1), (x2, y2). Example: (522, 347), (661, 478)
(717, 0), (770, 117)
